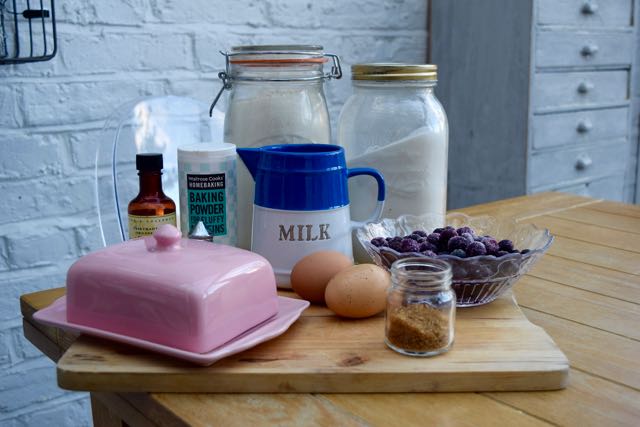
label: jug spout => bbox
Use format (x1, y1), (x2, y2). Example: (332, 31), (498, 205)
(236, 148), (261, 180)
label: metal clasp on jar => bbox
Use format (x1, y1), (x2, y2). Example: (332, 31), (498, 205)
(209, 50), (342, 116)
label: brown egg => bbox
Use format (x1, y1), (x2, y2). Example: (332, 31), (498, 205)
(325, 264), (390, 318)
(290, 251), (354, 304)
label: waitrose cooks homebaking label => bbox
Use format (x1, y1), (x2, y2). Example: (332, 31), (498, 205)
(187, 173), (227, 237)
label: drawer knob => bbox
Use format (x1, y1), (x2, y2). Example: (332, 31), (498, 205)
(581, 2), (599, 15)
(581, 44), (599, 57)
(576, 120), (593, 133)
(575, 154), (593, 170)
(577, 81), (594, 94)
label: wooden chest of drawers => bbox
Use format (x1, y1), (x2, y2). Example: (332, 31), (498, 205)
(430, 0), (639, 207)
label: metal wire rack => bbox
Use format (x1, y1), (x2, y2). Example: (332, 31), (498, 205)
(0, 0), (56, 64)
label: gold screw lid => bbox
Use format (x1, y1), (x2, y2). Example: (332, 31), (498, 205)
(351, 63), (437, 81)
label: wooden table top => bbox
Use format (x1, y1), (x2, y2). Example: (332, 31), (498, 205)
(20, 192), (640, 427)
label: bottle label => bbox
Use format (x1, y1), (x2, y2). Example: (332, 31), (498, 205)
(128, 213), (177, 239)
(186, 173), (227, 237)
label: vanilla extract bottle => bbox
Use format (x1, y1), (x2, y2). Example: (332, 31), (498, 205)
(127, 153), (177, 239)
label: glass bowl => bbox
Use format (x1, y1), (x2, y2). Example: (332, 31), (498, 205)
(356, 213), (554, 307)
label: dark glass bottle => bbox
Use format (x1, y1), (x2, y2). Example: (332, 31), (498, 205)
(127, 153), (177, 239)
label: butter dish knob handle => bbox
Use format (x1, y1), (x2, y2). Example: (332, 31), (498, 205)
(152, 224), (182, 250)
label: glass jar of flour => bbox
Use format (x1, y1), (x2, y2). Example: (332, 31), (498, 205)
(212, 45), (342, 249)
(339, 64), (449, 227)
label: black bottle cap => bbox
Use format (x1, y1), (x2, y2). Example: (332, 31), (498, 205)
(136, 153), (163, 171)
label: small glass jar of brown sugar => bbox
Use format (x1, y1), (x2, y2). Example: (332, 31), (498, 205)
(385, 257), (455, 357)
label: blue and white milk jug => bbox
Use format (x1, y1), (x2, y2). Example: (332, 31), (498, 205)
(237, 144), (385, 287)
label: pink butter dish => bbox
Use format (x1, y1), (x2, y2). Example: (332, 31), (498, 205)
(62, 224), (282, 354)
(34, 295), (309, 365)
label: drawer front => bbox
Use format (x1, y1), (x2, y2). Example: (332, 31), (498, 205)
(533, 70), (628, 111)
(552, 174), (625, 201)
(532, 107), (628, 149)
(586, 174), (626, 200)
(529, 142), (627, 188)
(536, 30), (633, 68)
(537, 0), (633, 28)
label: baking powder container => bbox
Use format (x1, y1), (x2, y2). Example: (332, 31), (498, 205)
(178, 143), (237, 246)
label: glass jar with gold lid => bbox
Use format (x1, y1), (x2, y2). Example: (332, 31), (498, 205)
(338, 64), (449, 252)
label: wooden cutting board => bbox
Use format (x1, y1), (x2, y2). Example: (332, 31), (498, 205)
(54, 291), (568, 393)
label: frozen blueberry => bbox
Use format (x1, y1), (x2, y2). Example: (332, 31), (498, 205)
(498, 239), (514, 252)
(461, 232), (475, 243)
(419, 242), (438, 253)
(439, 228), (458, 245)
(456, 226), (475, 236)
(400, 238), (421, 253)
(450, 249), (467, 258)
(412, 230), (428, 237)
(521, 249), (531, 254)
(408, 233), (422, 241)
(370, 237), (387, 247)
(422, 250), (437, 258)
(481, 237), (499, 255)
(474, 235), (483, 242)
(496, 250), (509, 257)
(427, 233), (441, 245)
(388, 239), (403, 252)
(433, 227), (445, 234)
(467, 241), (487, 257)
(448, 236), (470, 251)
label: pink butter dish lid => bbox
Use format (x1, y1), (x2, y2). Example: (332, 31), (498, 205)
(65, 224), (280, 354)
(69, 224), (274, 297)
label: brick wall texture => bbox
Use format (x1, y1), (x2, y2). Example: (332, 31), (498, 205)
(0, 1), (428, 425)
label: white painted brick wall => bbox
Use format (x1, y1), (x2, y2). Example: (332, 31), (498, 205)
(0, 1), (428, 425)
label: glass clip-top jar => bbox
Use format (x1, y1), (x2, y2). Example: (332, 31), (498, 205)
(208, 45), (342, 249)
(209, 44), (342, 119)
(386, 257), (455, 357)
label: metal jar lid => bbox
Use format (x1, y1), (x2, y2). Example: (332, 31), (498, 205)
(231, 44), (324, 54)
(351, 63), (437, 81)
(229, 45), (328, 65)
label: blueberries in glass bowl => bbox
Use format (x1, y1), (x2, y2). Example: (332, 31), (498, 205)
(371, 226), (528, 259)
(356, 213), (554, 307)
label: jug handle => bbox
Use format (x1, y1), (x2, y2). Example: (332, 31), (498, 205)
(347, 168), (385, 229)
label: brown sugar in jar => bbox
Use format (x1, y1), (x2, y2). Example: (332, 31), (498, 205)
(385, 257), (455, 356)
(386, 304), (450, 352)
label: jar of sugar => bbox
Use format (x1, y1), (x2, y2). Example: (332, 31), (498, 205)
(338, 64), (449, 240)
(210, 45), (342, 249)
